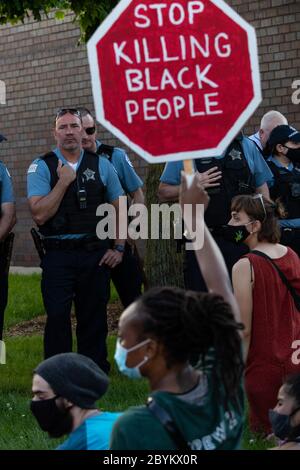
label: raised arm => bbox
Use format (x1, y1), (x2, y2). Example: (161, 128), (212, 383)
(179, 172), (241, 326)
(232, 258), (253, 359)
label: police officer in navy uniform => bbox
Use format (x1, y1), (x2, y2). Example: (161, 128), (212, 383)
(266, 124), (300, 257)
(0, 133), (16, 341)
(79, 108), (145, 308)
(158, 133), (273, 291)
(27, 109), (125, 373)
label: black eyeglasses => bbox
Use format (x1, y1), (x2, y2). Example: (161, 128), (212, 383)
(84, 126), (96, 135)
(55, 108), (82, 121)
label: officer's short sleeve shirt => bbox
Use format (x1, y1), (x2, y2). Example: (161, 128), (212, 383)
(241, 137), (273, 188)
(27, 148), (124, 202)
(159, 138), (273, 188)
(97, 141), (143, 194)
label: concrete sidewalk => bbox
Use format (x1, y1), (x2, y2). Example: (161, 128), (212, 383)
(10, 266), (41, 274)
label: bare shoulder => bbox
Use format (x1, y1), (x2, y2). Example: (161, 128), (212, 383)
(232, 257), (254, 286)
(233, 257), (251, 274)
(261, 243), (288, 258)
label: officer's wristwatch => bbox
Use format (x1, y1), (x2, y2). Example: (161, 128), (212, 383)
(114, 244), (125, 254)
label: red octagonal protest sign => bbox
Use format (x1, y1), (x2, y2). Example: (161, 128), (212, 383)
(87, 0), (261, 163)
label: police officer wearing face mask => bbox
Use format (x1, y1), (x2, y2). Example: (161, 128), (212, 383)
(30, 353), (122, 450)
(269, 374), (300, 450)
(266, 125), (300, 257)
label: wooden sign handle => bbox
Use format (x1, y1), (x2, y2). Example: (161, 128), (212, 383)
(183, 159), (194, 174)
(183, 159), (195, 188)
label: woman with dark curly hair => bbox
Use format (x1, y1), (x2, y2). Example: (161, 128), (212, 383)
(110, 174), (244, 450)
(231, 194), (300, 435)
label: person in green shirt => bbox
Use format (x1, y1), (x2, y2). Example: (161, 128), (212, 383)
(110, 173), (245, 450)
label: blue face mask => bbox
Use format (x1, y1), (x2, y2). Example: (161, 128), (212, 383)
(114, 338), (151, 379)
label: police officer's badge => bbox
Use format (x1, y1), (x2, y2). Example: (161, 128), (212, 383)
(83, 168), (95, 181)
(229, 149), (242, 160)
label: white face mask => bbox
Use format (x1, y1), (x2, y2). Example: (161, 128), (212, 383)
(114, 338), (151, 379)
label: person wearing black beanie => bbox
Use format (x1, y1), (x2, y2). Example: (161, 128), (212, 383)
(31, 353), (122, 450)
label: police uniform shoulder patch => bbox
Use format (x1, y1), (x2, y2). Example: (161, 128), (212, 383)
(124, 154), (134, 168)
(28, 163), (38, 174)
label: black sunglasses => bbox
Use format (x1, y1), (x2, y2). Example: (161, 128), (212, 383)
(55, 108), (82, 121)
(84, 126), (96, 135)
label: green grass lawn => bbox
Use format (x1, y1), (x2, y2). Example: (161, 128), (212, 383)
(4, 274), (119, 330)
(0, 335), (149, 450)
(0, 335), (270, 450)
(5, 274), (44, 329)
(0, 275), (271, 450)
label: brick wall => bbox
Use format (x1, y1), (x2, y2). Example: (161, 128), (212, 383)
(0, 2), (299, 266)
(228, 0), (300, 133)
(0, 12), (146, 266)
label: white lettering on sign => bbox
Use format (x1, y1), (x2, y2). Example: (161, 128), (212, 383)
(215, 33), (231, 57)
(125, 93), (222, 124)
(111, 1), (233, 124)
(134, 2), (205, 28)
(113, 34), (232, 65)
(125, 65), (218, 92)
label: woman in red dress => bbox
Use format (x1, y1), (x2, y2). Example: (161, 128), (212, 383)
(230, 194), (300, 435)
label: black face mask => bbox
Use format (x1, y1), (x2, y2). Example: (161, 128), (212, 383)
(284, 146), (300, 164)
(218, 223), (252, 245)
(269, 407), (300, 440)
(30, 396), (73, 438)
